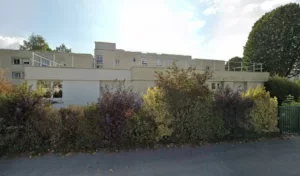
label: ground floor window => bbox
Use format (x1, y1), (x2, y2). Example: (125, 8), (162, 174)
(37, 80), (62, 98)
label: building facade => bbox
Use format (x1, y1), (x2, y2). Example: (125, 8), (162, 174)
(0, 42), (269, 107)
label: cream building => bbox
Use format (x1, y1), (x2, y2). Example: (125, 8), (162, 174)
(0, 42), (269, 107)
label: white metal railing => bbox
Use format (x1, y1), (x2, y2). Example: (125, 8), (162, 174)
(225, 61), (263, 72)
(31, 52), (64, 67)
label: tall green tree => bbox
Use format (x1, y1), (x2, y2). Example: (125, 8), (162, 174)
(55, 44), (71, 53)
(243, 3), (300, 77)
(225, 56), (243, 71)
(19, 34), (52, 52)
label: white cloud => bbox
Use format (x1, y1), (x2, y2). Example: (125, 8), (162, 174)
(109, 0), (300, 60)
(198, 0), (300, 60)
(203, 7), (217, 15)
(116, 0), (206, 57)
(0, 36), (24, 49)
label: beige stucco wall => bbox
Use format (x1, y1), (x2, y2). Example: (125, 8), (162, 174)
(25, 67), (131, 81)
(0, 49), (93, 84)
(130, 67), (269, 92)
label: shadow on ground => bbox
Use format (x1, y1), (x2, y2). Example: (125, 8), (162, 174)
(1, 137), (300, 176)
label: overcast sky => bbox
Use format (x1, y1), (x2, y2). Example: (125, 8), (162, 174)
(0, 0), (299, 60)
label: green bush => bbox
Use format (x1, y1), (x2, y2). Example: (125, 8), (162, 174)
(142, 87), (172, 141)
(0, 68), (283, 156)
(282, 94), (300, 106)
(242, 85), (279, 134)
(122, 111), (158, 148)
(214, 86), (253, 138)
(264, 76), (300, 105)
(170, 101), (226, 144)
(0, 83), (52, 154)
(96, 81), (143, 149)
(155, 66), (226, 144)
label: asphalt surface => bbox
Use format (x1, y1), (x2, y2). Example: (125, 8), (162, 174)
(1, 137), (300, 176)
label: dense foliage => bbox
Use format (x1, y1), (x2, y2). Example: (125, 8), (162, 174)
(225, 56), (243, 71)
(243, 3), (300, 77)
(264, 76), (300, 105)
(20, 33), (71, 52)
(242, 86), (279, 134)
(214, 87), (253, 138)
(0, 67), (280, 156)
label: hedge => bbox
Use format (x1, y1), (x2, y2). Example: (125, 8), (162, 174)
(0, 67), (280, 155)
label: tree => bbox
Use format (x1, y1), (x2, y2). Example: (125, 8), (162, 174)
(225, 56), (243, 71)
(55, 44), (71, 53)
(19, 33), (52, 52)
(243, 3), (300, 77)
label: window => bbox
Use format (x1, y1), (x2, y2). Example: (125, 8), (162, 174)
(205, 66), (210, 70)
(167, 60), (173, 67)
(12, 72), (23, 79)
(115, 59), (120, 64)
(156, 59), (162, 66)
(141, 58), (148, 66)
(39, 58), (50, 67)
(22, 58), (30, 64)
(37, 80), (63, 98)
(12, 57), (20, 65)
(53, 81), (63, 98)
(96, 55), (103, 64)
(211, 83), (216, 90)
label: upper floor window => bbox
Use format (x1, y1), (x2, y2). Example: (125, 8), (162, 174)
(156, 59), (162, 66)
(167, 60), (173, 67)
(115, 59), (120, 64)
(12, 57), (20, 65)
(96, 56), (103, 65)
(211, 83), (216, 90)
(22, 58), (30, 64)
(141, 58), (148, 66)
(12, 72), (23, 79)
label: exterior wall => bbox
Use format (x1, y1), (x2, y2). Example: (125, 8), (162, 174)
(95, 42), (116, 50)
(63, 80), (100, 106)
(24, 67), (131, 81)
(0, 49), (93, 84)
(130, 67), (269, 92)
(94, 42), (192, 69)
(192, 59), (225, 71)
(131, 80), (155, 93)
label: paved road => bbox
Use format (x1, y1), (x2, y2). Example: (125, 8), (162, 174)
(1, 137), (300, 176)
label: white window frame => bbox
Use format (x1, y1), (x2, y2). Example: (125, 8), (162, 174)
(156, 59), (162, 66)
(12, 57), (21, 65)
(141, 58), (148, 66)
(12, 72), (23, 79)
(211, 82), (216, 90)
(96, 55), (103, 65)
(22, 58), (30, 65)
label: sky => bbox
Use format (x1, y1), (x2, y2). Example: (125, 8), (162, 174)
(0, 0), (299, 60)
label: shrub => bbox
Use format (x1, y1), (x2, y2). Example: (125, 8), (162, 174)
(264, 76), (300, 105)
(0, 69), (13, 95)
(170, 101), (226, 144)
(282, 94), (300, 106)
(96, 81), (142, 149)
(214, 87), (253, 138)
(242, 85), (279, 134)
(122, 110), (158, 148)
(142, 87), (172, 141)
(0, 83), (51, 154)
(155, 66), (225, 143)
